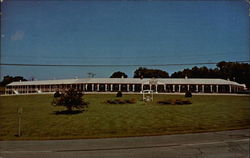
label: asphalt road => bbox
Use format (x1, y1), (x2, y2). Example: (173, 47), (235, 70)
(0, 129), (249, 158)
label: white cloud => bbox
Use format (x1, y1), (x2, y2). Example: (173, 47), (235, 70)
(11, 31), (25, 41)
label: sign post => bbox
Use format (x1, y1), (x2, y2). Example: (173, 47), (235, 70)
(17, 107), (23, 137)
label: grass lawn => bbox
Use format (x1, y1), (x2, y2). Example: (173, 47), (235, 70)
(0, 94), (249, 140)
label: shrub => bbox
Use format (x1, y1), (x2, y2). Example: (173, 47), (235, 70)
(115, 99), (126, 104)
(116, 91), (123, 97)
(157, 100), (172, 105)
(125, 98), (137, 104)
(175, 100), (184, 105)
(106, 98), (136, 104)
(107, 100), (114, 104)
(157, 99), (192, 105)
(182, 100), (192, 104)
(54, 91), (61, 98)
(185, 91), (192, 98)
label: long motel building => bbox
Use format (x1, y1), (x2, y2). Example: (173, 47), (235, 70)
(5, 77), (246, 95)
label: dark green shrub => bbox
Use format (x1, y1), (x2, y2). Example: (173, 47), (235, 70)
(116, 91), (122, 97)
(125, 98), (137, 104)
(115, 99), (126, 104)
(107, 100), (115, 104)
(182, 100), (192, 104)
(185, 91), (192, 97)
(106, 98), (136, 104)
(157, 99), (192, 105)
(175, 100), (184, 105)
(157, 100), (172, 105)
(54, 91), (61, 98)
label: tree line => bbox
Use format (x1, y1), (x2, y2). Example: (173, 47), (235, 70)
(110, 61), (250, 88)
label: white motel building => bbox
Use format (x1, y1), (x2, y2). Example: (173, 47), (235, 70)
(5, 77), (246, 95)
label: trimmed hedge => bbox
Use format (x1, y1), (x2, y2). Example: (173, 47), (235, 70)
(106, 98), (137, 104)
(116, 91), (123, 97)
(157, 99), (192, 105)
(185, 91), (192, 97)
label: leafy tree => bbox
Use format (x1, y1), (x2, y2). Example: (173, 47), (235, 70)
(134, 67), (169, 78)
(0, 75), (27, 86)
(110, 71), (128, 78)
(52, 89), (88, 112)
(170, 61), (250, 89)
(216, 61), (250, 88)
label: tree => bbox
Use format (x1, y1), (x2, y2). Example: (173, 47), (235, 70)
(0, 75), (27, 86)
(216, 61), (250, 88)
(170, 61), (250, 89)
(52, 89), (88, 112)
(110, 71), (128, 78)
(133, 67), (169, 78)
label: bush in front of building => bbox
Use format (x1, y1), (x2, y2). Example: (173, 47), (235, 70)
(157, 100), (172, 105)
(157, 99), (192, 105)
(185, 91), (192, 97)
(106, 98), (137, 104)
(125, 98), (137, 104)
(54, 90), (61, 98)
(116, 91), (123, 97)
(182, 100), (192, 104)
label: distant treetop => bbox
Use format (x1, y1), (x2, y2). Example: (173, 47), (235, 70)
(110, 71), (128, 78)
(0, 76), (27, 86)
(133, 67), (169, 78)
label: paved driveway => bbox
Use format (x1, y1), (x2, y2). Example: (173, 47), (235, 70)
(0, 129), (249, 158)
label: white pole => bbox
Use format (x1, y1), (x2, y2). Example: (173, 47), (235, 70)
(18, 115), (21, 136)
(17, 108), (23, 137)
(119, 84), (121, 91)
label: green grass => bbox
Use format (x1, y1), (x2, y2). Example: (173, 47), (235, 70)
(0, 94), (249, 140)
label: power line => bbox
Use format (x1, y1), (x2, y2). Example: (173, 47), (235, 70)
(1, 52), (241, 60)
(0, 61), (249, 67)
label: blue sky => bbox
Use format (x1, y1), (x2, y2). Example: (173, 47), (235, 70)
(1, 0), (249, 80)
